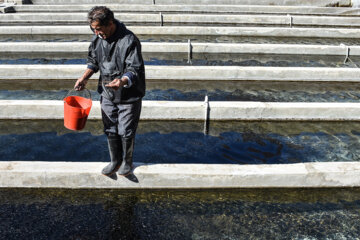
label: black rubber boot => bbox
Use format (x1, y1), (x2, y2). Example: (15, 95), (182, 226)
(118, 137), (135, 176)
(102, 133), (122, 176)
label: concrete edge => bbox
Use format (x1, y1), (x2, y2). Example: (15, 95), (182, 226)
(1, 65), (360, 81)
(0, 26), (359, 39)
(1, 42), (360, 56)
(0, 161), (359, 189)
(2, 13), (360, 27)
(2, 100), (360, 121)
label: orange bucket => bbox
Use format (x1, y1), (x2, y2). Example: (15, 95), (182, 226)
(64, 89), (92, 131)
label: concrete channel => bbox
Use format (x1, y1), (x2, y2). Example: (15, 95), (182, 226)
(1, 65), (360, 82)
(1, 161), (360, 189)
(2, 13), (360, 27)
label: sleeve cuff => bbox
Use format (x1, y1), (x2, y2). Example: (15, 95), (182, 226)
(87, 65), (98, 73)
(122, 72), (134, 88)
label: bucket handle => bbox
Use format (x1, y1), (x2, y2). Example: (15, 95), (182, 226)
(64, 88), (92, 101)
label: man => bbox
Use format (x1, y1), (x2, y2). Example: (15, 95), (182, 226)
(75, 6), (145, 177)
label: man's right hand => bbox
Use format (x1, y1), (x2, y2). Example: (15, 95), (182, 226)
(74, 78), (87, 91)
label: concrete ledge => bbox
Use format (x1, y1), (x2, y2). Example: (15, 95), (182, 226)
(13, 4), (360, 16)
(1, 161), (360, 189)
(2, 13), (360, 27)
(1, 42), (359, 56)
(28, 0), (352, 7)
(0, 26), (359, 39)
(1, 65), (360, 82)
(2, 100), (360, 121)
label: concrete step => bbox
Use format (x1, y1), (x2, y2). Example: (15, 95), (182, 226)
(0, 65), (359, 82)
(0, 42), (358, 56)
(27, 0), (352, 7)
(1, 26), (359, 41)
(2, 100), (360, 121)
(11, 4), (360, 16)
(1, 161), (359, 188)
(1, 13), (360, 28)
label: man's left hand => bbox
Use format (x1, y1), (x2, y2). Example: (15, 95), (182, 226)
(105, 77), (128, 90)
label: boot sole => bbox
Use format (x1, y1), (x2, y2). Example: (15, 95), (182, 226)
(118, 171), (131, 177)
(102, 166), (120, 177)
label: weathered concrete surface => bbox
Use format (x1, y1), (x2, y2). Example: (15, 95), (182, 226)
(28, 0), (352, 7)
(1, 42), (359, 56)
(2, 100), (360, 121)
(1, 65), (360, 82)
(13, 4), (360, 16)
(1, 161), (360, 189)
(1, 26), (360, 39)
(2, 13), (360, 27)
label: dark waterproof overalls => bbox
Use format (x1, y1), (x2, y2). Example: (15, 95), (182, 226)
(87, 20), (145, 175)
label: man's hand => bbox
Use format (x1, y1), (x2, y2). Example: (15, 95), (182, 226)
(105, 77), (128, 90)
(74, 78), (88, 91)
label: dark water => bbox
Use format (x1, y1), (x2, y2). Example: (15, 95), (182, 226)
(1, 120), (360, 164)
(1, 35), (360, 45)
(2, 87), (360, 102)
(1, 188), (360, 239)
(0, 54), (358, 68)
(2, 51), (360, 68)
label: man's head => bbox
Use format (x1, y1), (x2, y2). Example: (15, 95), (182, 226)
(88, 6), (116, 40)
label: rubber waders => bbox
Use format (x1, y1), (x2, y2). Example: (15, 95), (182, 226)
(118, 137), (135, 176)
(102, 133), (122, 176)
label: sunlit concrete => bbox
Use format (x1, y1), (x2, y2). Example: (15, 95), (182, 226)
(1, 13), (360, 27)
(2, 100), (360, 121)
(1, 26), (359, 39)
(1, 161), (360, 189)
(1, 65), (360, 82)
(27, 0), (352, 7)
(12, 4), (360, 16)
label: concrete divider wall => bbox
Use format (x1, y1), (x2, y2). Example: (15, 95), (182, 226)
(1, 26), (360, 39)
(2, 13), (360, 27)
(12, 4), (360, 16)
(1, 161), (360, 189)
(28, 0), (352, 7)
(1, 65), (360, 82)
(2, 100), (360, 121)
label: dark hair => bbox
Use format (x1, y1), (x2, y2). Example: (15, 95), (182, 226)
(87, 6), (114, 26)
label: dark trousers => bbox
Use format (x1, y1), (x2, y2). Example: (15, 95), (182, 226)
(100, 96), (142, 138)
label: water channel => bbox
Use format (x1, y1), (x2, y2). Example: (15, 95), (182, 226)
(1, 188), (360, 239)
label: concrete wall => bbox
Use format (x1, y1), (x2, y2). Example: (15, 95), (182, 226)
(28, 0), (352, 7)
(1, 26), (360, 39)
(1, 65), (360, 82)
(2, 100), (360, 121)
(1, 161), (360, 189)
(2, 13), (360, 27)
(12, 4), (360, 16)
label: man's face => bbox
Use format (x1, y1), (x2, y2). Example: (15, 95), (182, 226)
(90, 20), (114, 40)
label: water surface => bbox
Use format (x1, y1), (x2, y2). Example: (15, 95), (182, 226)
(1, 188), (360, 239)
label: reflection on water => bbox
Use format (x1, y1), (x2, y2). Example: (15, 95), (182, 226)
(0, 55), (358, 68)
(2, 88), (360, 102)
(1, 188), (360, 239)
(1, 35), (360, 45)
(1, 120), (360, 164)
